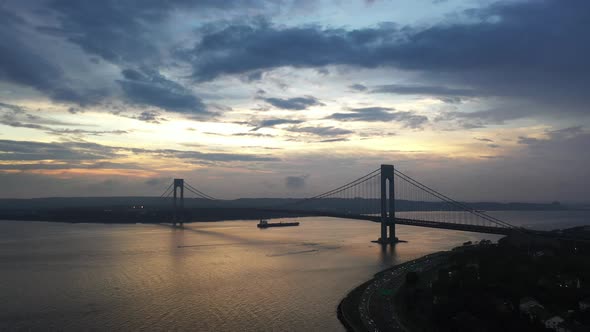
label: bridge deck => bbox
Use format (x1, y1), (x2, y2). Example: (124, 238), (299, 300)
(257, 208), (512, 235)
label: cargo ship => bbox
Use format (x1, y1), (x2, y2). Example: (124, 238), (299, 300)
(257, 219), (300, 228)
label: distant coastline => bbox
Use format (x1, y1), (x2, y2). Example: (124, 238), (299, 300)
(0, 196), (582, 224)
(0, 196), (581, 211)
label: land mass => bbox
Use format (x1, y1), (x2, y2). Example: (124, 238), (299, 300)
(0, 197), (576, 223)
(339, 228), (590, 331)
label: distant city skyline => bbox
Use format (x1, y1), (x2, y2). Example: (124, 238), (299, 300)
(0, 0), (588, 202)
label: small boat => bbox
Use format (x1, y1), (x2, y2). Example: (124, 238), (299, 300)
(257, 219), (300, 228)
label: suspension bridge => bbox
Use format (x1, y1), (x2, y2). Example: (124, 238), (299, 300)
(159, 164), (528, 243)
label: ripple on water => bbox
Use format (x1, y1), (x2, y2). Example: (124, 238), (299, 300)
(1, 212), (586, 331)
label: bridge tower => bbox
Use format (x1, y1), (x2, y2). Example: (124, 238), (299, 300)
(173, 178), (184, 226)
(379, 164), (398, 244)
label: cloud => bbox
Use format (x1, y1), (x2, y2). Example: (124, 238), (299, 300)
(318, 137), (349, 143)
(48, 128), (129, 137)
(45, 0), (281, 65)
(285, 175), (308, 189)
(0, 139), (280, 166)
(231, 132), (276, 138)
(188, 21), (382, 81)
(0, 8), (106, 105)
(249, 118), (304, 131)
(517, 136), (540, 145)
(3, 1), (264, 108)
(262, 96), (323, 110)
(145, 177), (171, 186)
(436, 107), (530, 129)
(518, 126), (586, 149)
(0, 140), (118, 161)
(186, 1), (590, 117)
(371, 84), (481, 102)
(162, 150), (280, 162)
(135, 111), (166, 124)
(0, 103), (129, 137)
(0, 161), (142, 171)
(118, 69), (209, 115)
(349, 84), (368, 92)
(546, 126), (585, 140)
(327, 107), (428, 128)
(286, 126), (353, 136)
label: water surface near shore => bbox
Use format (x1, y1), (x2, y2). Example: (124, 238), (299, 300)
(0, 211), (587, 331)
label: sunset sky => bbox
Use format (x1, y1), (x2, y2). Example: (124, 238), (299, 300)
(0, 0), (588, 201)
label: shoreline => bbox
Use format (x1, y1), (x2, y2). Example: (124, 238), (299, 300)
(337, 251), (452, 331)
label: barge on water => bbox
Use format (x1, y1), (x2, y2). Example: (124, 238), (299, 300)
(257, 219), (300, 228)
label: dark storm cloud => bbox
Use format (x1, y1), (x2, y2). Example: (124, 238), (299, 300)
(45, 0), (170, 64)
(0, 8), (105, 105)
(327, 107), (427, 128)
(262, 96), (323, 110)
(118, 69), (209, 114)
(0, 17), (59, 92)
(2, 1), (260, 110)
(285, 175), (307, 189)
(188, 21), (379, 81)
(44, 0), (279, 65)
(187, 0), (590, 114)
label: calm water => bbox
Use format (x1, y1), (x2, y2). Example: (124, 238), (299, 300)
(0, 211), (588, 331)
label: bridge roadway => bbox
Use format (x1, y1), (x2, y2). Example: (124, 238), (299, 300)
(258, 209), (590, 241)
(256, 208), (512, 235)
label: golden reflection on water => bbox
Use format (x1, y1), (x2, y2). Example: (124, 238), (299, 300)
(6, 213), (577, 331)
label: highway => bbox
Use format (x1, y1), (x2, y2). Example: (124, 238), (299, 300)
(358, 252), (450, 331)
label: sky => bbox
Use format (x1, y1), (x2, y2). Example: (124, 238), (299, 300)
(0, 0), (588, 202)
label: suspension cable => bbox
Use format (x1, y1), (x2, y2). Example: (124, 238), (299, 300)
(184, 185), (216, 200)
(395, 170), (511, 228)
(159, 182), (173, 198)
(184, 182), (217, 200)
(394, 169), (515, 229)
(306, 168), (380, 200)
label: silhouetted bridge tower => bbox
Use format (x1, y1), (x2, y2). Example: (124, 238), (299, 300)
(160, 177), (218, 227)
(380, 164), (396, 243)
(173, 178), (184, 226)
(159, 164), (521, 242)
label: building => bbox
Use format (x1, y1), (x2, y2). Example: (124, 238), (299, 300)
(544, 315), (569, 332)
(519, 297), (546, 321)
